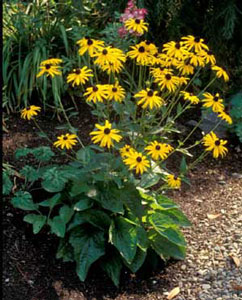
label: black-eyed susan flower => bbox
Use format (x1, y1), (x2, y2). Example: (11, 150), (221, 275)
(158, 53), (178, 68)
(67, 66), (93, 87)
(202, 92), (224, 112)
(21, 105), (41, 120)
(162, 41), (188, 60)
(94, 47), (126, 67)
(202, 131), (228, 158)
(139, 40), (158, 55)
(89, 120), (122, 148)
(154, 73), (180, 93)
(101, 60), (124, 74)
(145, 141), (173, 160)
(106, 82), (125, 102)
(134, 88), (164, 109)
(150, 67), (172, 78)
(217, 110), (233, 125)
(124, 18), (148, 35)
(180, 91), (200, 104)
(120, 145), (135, 158)
(211, 65), (229, 82)
(40, 58), (63, 65)
(188, 52), (205, 67)
(198, 50), (216, 65)
(174, 60), (194, 76)
(182, 35), (209, 52)
(123, 151), (150, 175)
(77, 37), (104, 57)
(37, 62), (62, 78)
(127, 44), (151, 66)
(178, 76), (189, 86)
(166, 174), (181, 189)
(84, 84), (108, 103)
(54, 133), (78, 150)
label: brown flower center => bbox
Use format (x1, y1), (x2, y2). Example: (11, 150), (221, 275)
(85, 36), (90, 39)
(75, 69), (81, 74)
(93, 86), (98, 92)
(102, 49), (108, 55)
(87, 39), (93, 46)
(215, 140), (220, 146)
(26, 107), (31, 110)
(214, 96), (219, 102)
(155, 145), (161, 150)
(45, 64), (51, 69)
(104, 128), (111, 135)
(112, 87), (118, 93)
(135, 19), (141, 24)
(136, 156), (142, 163)
(175, 42), (181, 49)
(63, 136), (68, 140)
(146, 40), (151, 45)
(138, 46), (145, 53)
(165, 74), (172, 80)
(147, 90), (154, 97)
(207, 50), (212, 55)
(194, 37), (200, 43)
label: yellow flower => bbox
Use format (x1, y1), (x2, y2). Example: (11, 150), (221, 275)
(158, 53), (178, 68)
(174, 60), (194, 76)
(145, 141), (173, 160)
(180, 91), (200, 104)
(139, 40), (158, 55)
(202, 92), (224, 112)
(188, 52), (205, 67)
(212, 65), (229, 82)
(162, 41), (188, 60)
(53, 133), (78, 150)
(90, 120), (122, 148)
(67, 66), (93, 87)
(77, 37), (104, 57)
(120, 145), (135, 158)
(154, 73), (180, 93)
(217, 110), (233, 125)
(106, 82), (126, 102)
(124, 18), (148, 35)
(198, 50), (216, 65)
(166, 174), (181, 189)
(182, 35), (209, 52)
(100, 60), (124, 74)
(150, 67), (172, 78)
(123, 151), (150, 175)
(134, 88), (164, 109)
(84, 85), (108, 103)
(37, 63), (62, 78)
(127, 44), (151, 66)
(94, 47), (126, 67)
(21, 105), (41, 120)
(203, 131), (228, 158)
(40, 58), (63, 65)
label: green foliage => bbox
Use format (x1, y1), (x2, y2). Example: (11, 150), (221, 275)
(11, 148), (191, 286)
(229, 92), (242, 142)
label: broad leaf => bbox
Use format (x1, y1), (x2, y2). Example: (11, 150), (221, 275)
(49, 216), (66, 238)
(74, 197), (93, 211)
(162, 209), (191, 227)
(140, 173), (160, 189)
(59, 205), (74, 224)
(148, 229), (186, 260)
(42, 167), (68, 192)
(11, 191), (38, 211)
(109, 217), (137, 264)
(3, 172), (13, 195)
(97, 184), (124, 214)
(76, 146), (95, 164)
(32, 146), (55, 162)
(15, 148), (32, 159)
(124, 247), (147, 273)
(39, 193), (61, 209)
(69, 227), (105, 281)
(24, 214), (46, 234)
(56, 239), (74, 262)
(20, 166), (39, 182)
(70, 182), (90, 197)
(100, 252), (122, 287)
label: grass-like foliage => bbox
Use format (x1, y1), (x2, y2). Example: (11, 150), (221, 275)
(9, 14), (233, 286)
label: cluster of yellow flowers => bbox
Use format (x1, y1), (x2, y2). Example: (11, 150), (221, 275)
(21, 18), (233, 188)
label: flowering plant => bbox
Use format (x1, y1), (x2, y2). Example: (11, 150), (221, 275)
(11, 16), (232, 286)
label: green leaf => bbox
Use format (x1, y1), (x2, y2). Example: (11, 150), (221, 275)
(148, 229), (186, 260)
(100, 252), (122, 287)
(11, 191), (38, 211)
(59, 205), (74, 224)
(15, 148), (32, 159)
(3, 172), (13, 195)
(97, 184), (124, 214)
(162, 209), (192, 227)
(76, 146), (95, 164)
(124, 247), (147, 273)
(49, 216), (66, 238)
(137, 226), (149, 251)
(156, 194), (179, 209)
(109, 217), (137, 264)
(56, 239), (74, 262)
(70, 181), (90, 197)
(68, 210), (111, 231)
(42, 167), (68, 192)
(69, 227), (105, 281)
(149, 213), (186, 247)
(23, 214), (46, 234)
(20, 166), (39, 182)
(32, 146), (55, 162)
(176, 102), (183, 115)
(140, 173), (160, 188)
(39, 193), (62, 209)
(180, 156), (187, 174)
(74, 197), (93, 211)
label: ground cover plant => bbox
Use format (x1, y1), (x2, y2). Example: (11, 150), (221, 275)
(9, 2), (233, 288)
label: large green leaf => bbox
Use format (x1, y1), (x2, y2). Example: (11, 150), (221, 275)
(148, 229), (186, 260)
(59, 205), (74, 224)
(76, 146), (95, 164)
(23, 214), (46, 234)
(97, 184), (124, 214)
(56, 239), (74, 262)
(74, 197), (93, 211)
(140, 173), (160, 188)
(3, 172), (13, 195)
(67, 210), (111, 231)
(100, 251), (122, 287)
(42, 167), (68, 192)
(20, 166), (39, 182)
(38, 193), (62, 209)
(109, 217), (137, 264)
(49, 216), (66, 238)
(15, 148), (32, 159)
(124, 247), (147, 273)
(69, 228), (105, 281)
(148, 213), (186, 247)
(137, 226), (149, 251)
(69, 181), (90, 197)
(11, 191), (38, 211)
(161, 209), (191, 227)
(32, 146), (55, 162)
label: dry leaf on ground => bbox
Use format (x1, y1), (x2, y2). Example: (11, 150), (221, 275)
(231, 283), (242, 291)
(207, 213), (221, 219)
(230, 255), (240, 267)
(167, 287), (180, 299)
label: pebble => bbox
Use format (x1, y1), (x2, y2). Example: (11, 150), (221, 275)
(202, 284), (211, 290)
(181, 264), (186, 270)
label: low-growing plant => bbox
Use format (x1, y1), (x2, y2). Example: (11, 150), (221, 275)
(229, 92), (242, 143)
(10, 13), (232, 286)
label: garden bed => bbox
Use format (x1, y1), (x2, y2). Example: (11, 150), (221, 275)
(3, 113), (242, 300)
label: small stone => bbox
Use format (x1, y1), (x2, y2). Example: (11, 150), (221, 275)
(202, 284), (211, 290)
(181, 264), (186, 270)
(5, 278), (9, 283)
